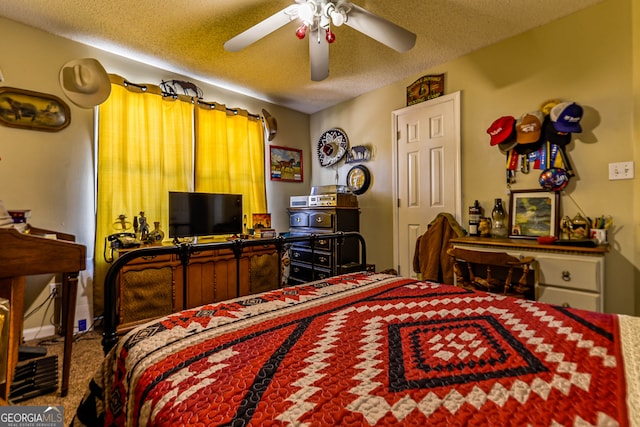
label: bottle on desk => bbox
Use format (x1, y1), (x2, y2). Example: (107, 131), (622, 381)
(491, 198), (508, 237)
(468, 200), (481, 236)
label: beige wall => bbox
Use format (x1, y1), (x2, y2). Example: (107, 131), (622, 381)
(632, 0), (640, 315)
(311, 0), (638, 315)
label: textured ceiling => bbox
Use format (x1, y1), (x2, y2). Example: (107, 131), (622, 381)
(0, 0), (604, 114)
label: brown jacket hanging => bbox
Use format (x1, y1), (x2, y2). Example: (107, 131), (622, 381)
(413, 212), (466, 284)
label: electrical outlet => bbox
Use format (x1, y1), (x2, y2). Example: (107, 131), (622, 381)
(608, 161), (634, 180)
(49, 282), (61, 297)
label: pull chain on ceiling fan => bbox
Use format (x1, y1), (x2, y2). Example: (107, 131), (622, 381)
(224, 0), (416, 81)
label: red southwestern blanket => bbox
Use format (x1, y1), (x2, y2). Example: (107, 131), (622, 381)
(73, 273), (640, 426)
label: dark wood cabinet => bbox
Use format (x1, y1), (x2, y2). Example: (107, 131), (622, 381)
(116, 244), (279, 333)
(288, 207), (360, 285)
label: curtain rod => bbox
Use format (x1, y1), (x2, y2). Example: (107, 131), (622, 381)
(116, 75), (260, 120)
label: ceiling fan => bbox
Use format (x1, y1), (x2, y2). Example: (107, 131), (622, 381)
(224, 0), (417, 81)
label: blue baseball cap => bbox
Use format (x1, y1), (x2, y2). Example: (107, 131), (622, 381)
(550, 102), (583, 133)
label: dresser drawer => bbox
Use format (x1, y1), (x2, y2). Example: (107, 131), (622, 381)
(290, 232), (332, 251)
(290, 212), (309, 227)
(119, 253), (173, 267)
(536, 256), (601, 292)
(290, 247), (333, 268)
(290, 262), (332, 282)
(309, 211), (333, 228)
(536, 285), (601, 312)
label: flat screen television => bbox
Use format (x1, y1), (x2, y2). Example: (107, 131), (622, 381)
(168, 191), (243, 238)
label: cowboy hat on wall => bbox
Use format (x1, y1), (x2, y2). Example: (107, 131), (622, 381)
(59, 58), (111, 108)
(262, 109), (277, 141)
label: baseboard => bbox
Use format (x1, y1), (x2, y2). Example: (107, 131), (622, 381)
(23, 325), (57, 342)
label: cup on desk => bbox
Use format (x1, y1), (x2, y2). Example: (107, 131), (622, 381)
(590, 228), (607, 245)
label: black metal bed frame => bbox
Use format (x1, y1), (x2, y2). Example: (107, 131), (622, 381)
(102, 231), (366, 353)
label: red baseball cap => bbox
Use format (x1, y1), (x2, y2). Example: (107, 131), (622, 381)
(487, 116), (516, 146)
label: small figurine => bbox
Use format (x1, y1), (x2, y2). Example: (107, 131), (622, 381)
(138, 211), (149, 241)
(570, 213), (590, 239)
(479, 217), (492, 237)
(560, 216), (572, 240)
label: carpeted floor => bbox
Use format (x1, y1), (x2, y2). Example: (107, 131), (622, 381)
(9, 329), (104, 426)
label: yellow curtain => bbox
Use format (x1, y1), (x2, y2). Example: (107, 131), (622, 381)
(94, 79), (194, 313)
(194, 104), (267, 227)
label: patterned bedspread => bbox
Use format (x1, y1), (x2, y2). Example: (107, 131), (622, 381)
(74, 272), (640, 426)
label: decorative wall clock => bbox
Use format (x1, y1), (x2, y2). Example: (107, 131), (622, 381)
(346, 165), (371, 195)
(317, 128), (348, 167)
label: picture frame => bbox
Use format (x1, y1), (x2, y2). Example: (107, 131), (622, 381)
(269, 145), (303, 182)
(0, 87), (70, 132)
(406, 73), (445, 106)
(346, 165), (371, 195)
(252, 213), (271, 229)
(508, 189), (560, 239)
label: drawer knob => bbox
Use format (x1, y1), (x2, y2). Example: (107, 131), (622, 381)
(561, 271), (571, 281)
(315, 217), (323, 223)
(296, 217), (301, 222)
(319, 256), (328, 263)
(561, 302), (571, 308)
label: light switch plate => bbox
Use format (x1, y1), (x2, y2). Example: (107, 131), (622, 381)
(608, 161), (634, 180)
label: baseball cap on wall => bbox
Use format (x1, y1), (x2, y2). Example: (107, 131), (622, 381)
(487, 116), (516, 146)
(550, 102), (583, 133)
(515, 111), (544, 144)
(539, 99), (562, 116)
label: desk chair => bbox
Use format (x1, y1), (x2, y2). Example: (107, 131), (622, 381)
(446, 247), (535, 298)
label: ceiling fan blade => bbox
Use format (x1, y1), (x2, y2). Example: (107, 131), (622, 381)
(309, 28), (329, 81)
(224, 5), (297, 52)
(344, 3), (416, 53)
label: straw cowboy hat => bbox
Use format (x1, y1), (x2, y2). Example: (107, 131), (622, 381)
(59, 58), (111, 108)
(262, 109), (277, 141)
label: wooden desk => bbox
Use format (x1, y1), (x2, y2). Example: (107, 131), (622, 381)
(449, 236), (607, 312)
(0, 226), (86, 400)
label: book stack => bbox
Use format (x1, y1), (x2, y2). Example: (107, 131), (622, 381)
(0, 200), (28, 232)
(257, 228), (276, 239)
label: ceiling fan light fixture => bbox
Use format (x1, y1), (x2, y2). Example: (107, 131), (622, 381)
(328, 1), (350, 26)
(327, 6), (346, 26)
(298, 1), (317, 25)
(330, 11), (345, 26)
(296, 24), (307, 39)
(325, 28), (336, 43)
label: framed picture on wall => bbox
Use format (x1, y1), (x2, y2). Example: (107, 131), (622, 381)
(269, 145), (303, 182)
(0, 87), (70, 132)
(508, 189), (560, 239)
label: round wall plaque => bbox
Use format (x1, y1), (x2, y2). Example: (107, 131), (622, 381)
(346, 165), (371, 195)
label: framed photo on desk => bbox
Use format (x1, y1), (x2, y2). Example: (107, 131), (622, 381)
(508, 189), (560, 239)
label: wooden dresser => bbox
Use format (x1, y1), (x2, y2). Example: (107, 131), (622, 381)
(449, 236), (607, 312)
(114, 243), (279, 332)
(287, 207), (361, 285)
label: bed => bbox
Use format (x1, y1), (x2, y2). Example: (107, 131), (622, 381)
(74, 236), (640, 426)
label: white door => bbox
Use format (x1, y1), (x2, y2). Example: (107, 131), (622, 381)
(392, 92), (461, 277)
